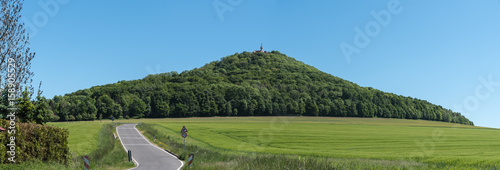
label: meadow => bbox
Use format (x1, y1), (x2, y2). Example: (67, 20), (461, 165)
(48, 121), (104, 156)
(126, 117), (500, 169)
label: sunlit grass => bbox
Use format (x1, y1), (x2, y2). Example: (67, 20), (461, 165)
(129, 117), (500, 168)
(48, 121), (105, 156)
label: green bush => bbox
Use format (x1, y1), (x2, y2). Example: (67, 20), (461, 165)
(0, 119), (69, 164)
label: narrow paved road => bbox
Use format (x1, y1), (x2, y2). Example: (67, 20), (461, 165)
(117, 124), (183, 170)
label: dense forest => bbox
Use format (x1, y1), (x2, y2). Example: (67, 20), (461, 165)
(43, 51), (473, 125)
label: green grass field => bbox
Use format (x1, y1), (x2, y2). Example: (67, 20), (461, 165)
(48, 121), (105, 156)
(125, 117), (500, 169)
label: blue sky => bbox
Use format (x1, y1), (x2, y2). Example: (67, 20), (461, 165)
(20, 0), (500, 128)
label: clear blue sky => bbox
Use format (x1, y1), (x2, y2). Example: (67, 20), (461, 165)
(20, 0), (500, 128)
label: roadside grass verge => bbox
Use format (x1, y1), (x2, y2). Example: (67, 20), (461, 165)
(70, 123), (135, 169)
(0, 122), (134, 170)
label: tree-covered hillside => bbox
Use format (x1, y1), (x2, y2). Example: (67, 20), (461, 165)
(47, 51), (473, 125)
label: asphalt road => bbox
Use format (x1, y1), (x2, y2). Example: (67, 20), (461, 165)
(117, 124), (183, 170)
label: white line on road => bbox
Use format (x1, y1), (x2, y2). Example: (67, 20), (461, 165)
(131, 125), (184, 170)
(117, 124), (184, 170)
(120, 137), (146, 139)
(117, 125), (140, 169)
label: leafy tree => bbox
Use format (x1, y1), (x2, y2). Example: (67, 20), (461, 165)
(0, 89), (9, 118)
(358, 102), (370, 117)
(306, 100), (319, 116)
(33, 95), (51, 124)
(129, 95), (146, 118)
(58, 100), (70, 121)
(0, 0), (36, 98)
(111, 104), (123, 118)
(153, 98), (170, 117)
(174, 103), (188, 117)
(76, 114), (82, 121)
(223, 102), (232, 116)
(17, 88), (34, 123)
(87, 100), (97, 120)
(96, 95), (114, 118)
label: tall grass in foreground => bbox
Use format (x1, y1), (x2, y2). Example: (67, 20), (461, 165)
(137, 122), (498, 170)
(0, 123), (134, 170)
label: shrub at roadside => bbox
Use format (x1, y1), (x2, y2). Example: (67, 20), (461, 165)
(0, 119), (69, 164)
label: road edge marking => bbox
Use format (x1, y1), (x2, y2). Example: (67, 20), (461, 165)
(116, 124), (140, 170)
(133, 124), (185, 170)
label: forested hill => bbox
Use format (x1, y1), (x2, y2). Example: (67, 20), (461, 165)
(47, 51), (473, 125)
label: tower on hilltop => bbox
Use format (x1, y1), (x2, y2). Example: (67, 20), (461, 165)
(253, 43), (268, 54)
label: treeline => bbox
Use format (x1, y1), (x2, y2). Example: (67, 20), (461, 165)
(0, 87), (54, 124)
(46, 51), (473, 125)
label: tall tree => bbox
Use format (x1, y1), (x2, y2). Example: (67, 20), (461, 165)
(17, 87), (34, 122)
(129, 95), (146, 118)
(96, 94), (114, 119)
(1, 0), (36, 98)
(33, 93), (51, 124)
(110, 104), (122, 118)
